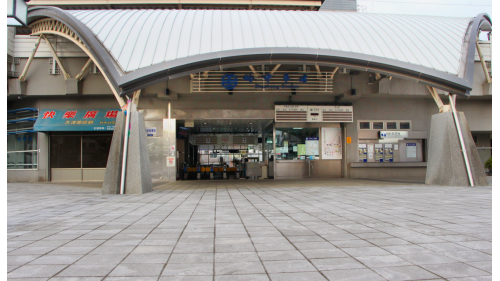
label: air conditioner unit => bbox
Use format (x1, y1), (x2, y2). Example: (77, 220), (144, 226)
(339, 68), (350, 74)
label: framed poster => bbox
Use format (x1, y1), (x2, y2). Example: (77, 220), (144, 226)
(322, 127), (342, 159)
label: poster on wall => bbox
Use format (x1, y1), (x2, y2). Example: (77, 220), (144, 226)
(406, 143), (417, 158)
(297, 144), (306, 156)
(321, 127), (342, 159)
(305, 137), (319, 156)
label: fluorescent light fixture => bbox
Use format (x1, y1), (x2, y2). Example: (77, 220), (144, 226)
(293, 128), (303, 129)
(7, 0), (28, 27)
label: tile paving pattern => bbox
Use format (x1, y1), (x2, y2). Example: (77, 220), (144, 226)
(7, 180), (492, 280)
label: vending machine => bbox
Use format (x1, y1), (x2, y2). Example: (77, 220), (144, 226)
(374, 144), (384, 162)
(384, 144), (393, 162)
(358, 144), (367, 162)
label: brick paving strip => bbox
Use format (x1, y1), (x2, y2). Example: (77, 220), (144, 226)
(7, 180), (492, 280)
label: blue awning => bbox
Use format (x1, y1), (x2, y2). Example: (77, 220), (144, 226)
(34, 109), (120, 131)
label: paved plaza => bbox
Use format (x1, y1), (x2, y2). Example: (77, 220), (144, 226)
(7, 179), (492, 280)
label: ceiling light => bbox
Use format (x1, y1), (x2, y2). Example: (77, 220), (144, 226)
(293, 128), (303, 129)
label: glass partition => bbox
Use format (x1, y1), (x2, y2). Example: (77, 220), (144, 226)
(275, 128), (319, 160)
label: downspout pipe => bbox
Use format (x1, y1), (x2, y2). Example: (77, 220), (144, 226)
(120, 100), (132, 194)
(449, 94), (475, 187)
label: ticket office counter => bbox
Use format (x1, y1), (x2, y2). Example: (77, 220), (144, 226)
(274, 124), (343, 179)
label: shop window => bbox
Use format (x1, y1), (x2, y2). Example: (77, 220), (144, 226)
(400, 122), (411, 130)
(373, 122), (384, 130)
(386, 122), (397, 129)
(50, 133), (112, 169)
(7, 108), (39, 170)
(359, 122), (371, 130)
(50, 135), (81, 168)
(82, 135), (112, 168)
(275, 128), (319, 160)
(7, 133), (38, 169)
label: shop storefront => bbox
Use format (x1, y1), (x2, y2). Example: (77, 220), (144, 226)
(33, 108), (119, 182)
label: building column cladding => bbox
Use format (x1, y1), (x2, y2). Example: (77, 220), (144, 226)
(102, 112), (125, 194)
(163, 118), (177, 181)
(124, 111), (153, 194)
(426, 111), (488, 186)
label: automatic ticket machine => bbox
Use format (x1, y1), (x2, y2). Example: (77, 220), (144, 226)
(358, 144), (367, 162)
(384, 144), (393, 162)
(374, 144), (384, 162)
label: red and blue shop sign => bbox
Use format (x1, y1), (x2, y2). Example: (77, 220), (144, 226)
(34, 109), (120, 131)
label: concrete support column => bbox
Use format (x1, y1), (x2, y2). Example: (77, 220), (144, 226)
(163, 118), (177, 181)
(102, 111), (153, 194)
(124, 112), (153, 194)
(425, 111), (488, 186)
(102, 112), (125, 194)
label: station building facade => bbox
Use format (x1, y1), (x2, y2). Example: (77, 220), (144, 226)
(7, 6), (492, 186)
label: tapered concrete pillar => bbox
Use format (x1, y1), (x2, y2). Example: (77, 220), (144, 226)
(426, 111), (488, 186)
(124, 111), (153, 194)
(102, 111), (153, 194)
(102, 112), (125, 194)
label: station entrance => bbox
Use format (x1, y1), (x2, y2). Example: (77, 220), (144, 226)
(173, 117), (346, 181)
(176, 119), (274, 180)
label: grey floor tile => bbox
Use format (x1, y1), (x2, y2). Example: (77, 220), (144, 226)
(466, 261), (492, 273)
(56, 264), (116, 277)
(300, 249), (349, 259)
(269, 272), (327, 281)
(421, 263), (490, 278)
(8, 264), (67, 278)
(342, 246), (392, 257)
(373, 265), (440, 281)
(161, 263), (213, 276)
(263, 260), (317, 273)
(215, 252), (260, 263)
(29, 255), (83, 265)
(321, 268), (385, 281)
(215, 274), (270, 281)
(75, 254), (127, 265)
(310, 257), (366, 271)
(258, 250), (305, 261)
(356, 255), (412, 268)
(8, 255), (41, 266)
(441, 251), (492, 262)
(381, 245), (432, 255)
(109, 263), (164, 277)
(122, 253), (170, 264)
(215, 261), (266, 275)
(398, 252), (458, 265)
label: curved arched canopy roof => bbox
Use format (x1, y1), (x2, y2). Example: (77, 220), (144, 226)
(27, 7), (491, 96)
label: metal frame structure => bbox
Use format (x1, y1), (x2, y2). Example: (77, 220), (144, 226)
(25, 7), (491, 99)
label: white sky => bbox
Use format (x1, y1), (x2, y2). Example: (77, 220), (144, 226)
(356, 0), (492, 40)
(357, 0), (492, 18)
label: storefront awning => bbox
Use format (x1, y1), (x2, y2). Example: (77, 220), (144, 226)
(34, 109), (120, 131)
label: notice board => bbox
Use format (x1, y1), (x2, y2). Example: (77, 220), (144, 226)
(322, 127), (342, 159)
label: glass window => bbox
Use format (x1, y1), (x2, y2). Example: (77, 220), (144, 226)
(50, 135), (81, 168)
(359, 122), (370, 130)
(7, 132), (38, 169)
(275, 128), (319, 160)
(400, 122), (411, 130)
(82, 135), (112, 168)
(386, 122), (397, 129)
(373, 122), (384, 130)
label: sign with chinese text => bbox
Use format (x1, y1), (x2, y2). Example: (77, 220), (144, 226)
(379, 131), (409, 139)
(34, 109), (120, 131)
(167, 156), (175, 167)
(192, 71), (334, 93)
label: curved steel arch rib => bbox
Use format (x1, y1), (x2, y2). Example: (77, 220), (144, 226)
(28, 7), (490, 97)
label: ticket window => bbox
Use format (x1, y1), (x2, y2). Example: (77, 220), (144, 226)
(358, 143), (367, 162)
(374, 143), (384, 162)
(384, 144), (393, 162)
